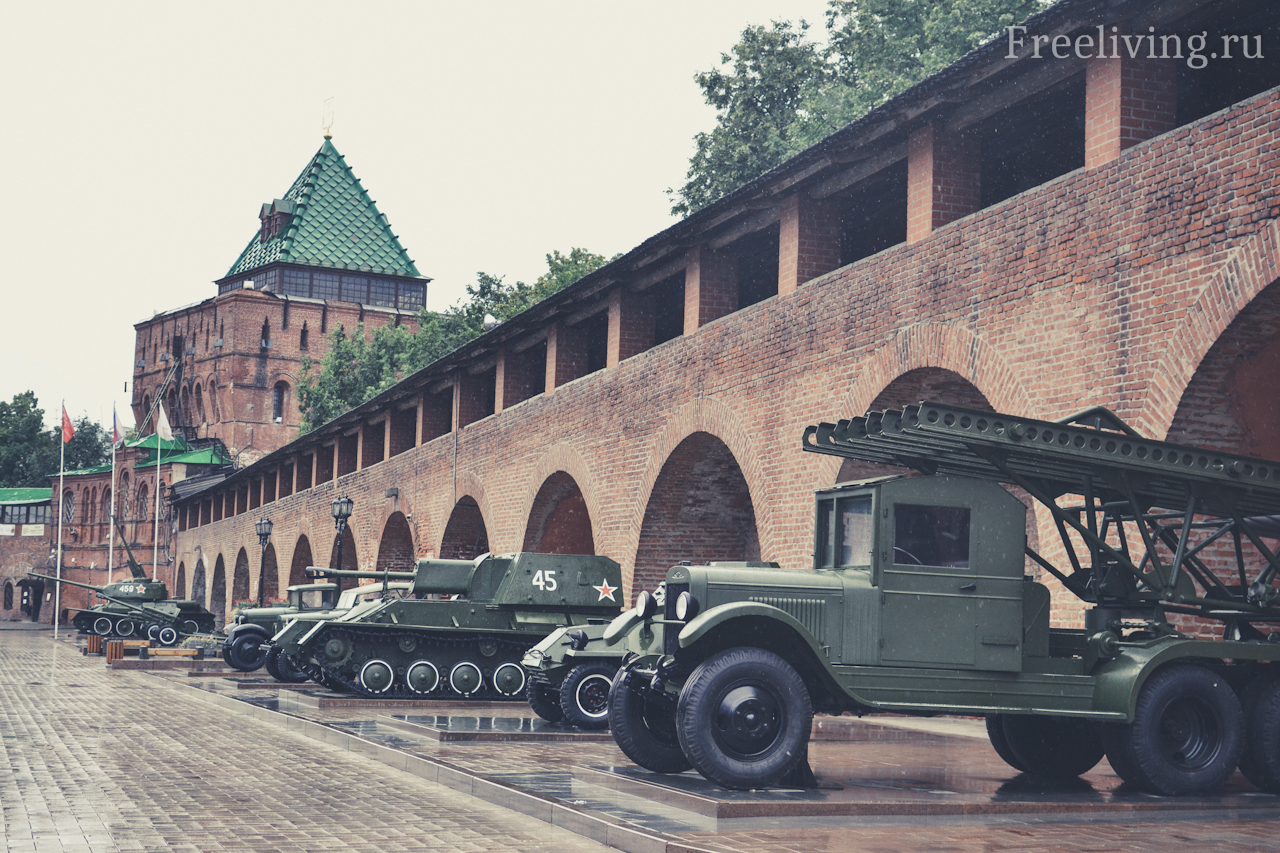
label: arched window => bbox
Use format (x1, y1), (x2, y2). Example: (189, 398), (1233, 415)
(101, 488), (113, 535)
(62, 490), (75, 523)
(300, 322), (309, 350)
(272, 382), (289, 422)
(208, 381), (220, 423)
(195, 384), (205, 424)
(3, 582), (12, 610)
(261, 317), (271, 349)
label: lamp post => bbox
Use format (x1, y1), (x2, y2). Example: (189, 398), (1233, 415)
(330, 495), (354, 605)
(255, 517), (273, 608)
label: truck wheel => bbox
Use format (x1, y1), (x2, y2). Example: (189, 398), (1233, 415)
(528, 682), (565, 722)
(676, 647), (813, 790)
(985, 715), (1027, 772)
(608, 668), (692, 774)
(560, 663), (616, 729)
(999, 714), (1104, 778)
(265, 646), (309, 684)
(1239, 676), (1280, 793)
(1105, 664), (1243, 795)
(227, 632), (268, 671)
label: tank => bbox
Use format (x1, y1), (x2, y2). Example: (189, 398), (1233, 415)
(222, 567), (415, 672)
(274, 552), (624, 699)
(29, 520), (216, 645)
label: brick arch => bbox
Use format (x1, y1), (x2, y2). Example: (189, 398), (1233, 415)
(209, 554), (226, 626)
(328, 526), (359, 571)
(523, 472), (595, 555)
(623, 398), (774, 587)
(630, 432), (761, 601)
(519, 444), (601, 555)
(436, 469), (496, 558)
(232, 548), (251, 608)
(191, 557), (206, 606)
(1143, 218), (1280, 440)
(175, 562), (186, 599)
(439, 498), (490, 560)
(288, 534), (314, 586)
(376, 512), (416, 572)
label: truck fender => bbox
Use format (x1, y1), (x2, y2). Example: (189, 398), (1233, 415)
(225, 623), (271, 645)
(679, 601), (827, 661)
(1091, 638), (1239, 721)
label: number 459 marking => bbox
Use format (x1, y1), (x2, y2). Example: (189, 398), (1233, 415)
(532, 570), (557, 591)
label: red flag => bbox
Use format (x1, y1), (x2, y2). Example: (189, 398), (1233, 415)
(61, 406), (74, 444)
(112, 405), (123, 446)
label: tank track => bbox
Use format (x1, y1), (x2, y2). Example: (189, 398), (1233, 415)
(302, 624), (534, 700)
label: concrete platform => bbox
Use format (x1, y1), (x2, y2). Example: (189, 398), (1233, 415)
(380, 713), (615, 742)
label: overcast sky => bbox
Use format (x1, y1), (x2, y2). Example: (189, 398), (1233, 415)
(1, 1), (836, 433)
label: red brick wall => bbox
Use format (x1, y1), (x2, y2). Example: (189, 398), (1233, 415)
(173, 88), (1280, 632)
(1085, 52), (1178, 168)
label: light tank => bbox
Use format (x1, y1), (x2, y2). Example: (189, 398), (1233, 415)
(274, 552), (623, 699)
(29, 518), (217, 645)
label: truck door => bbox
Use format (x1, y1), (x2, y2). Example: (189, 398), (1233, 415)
(878, 488), (1024, 672)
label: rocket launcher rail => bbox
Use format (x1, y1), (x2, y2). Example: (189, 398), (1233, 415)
(803, 401), (1280, 625)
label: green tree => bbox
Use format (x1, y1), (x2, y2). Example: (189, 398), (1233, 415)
(670, 0), (1051, 216)
(0, 393), (112, 486)
(298, 249), (615, 432)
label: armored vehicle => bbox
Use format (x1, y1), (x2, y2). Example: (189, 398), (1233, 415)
(522, 584), (667, 728)
(275, 551), (624, 699)
(29, 519), (216, 644)
(606, 402), (1280, 795)
(222, 567), (414, 672)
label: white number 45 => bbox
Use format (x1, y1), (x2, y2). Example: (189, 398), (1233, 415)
(532, 570), (557, 591)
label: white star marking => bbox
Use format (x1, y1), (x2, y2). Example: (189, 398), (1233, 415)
(593, 580), (617, 602)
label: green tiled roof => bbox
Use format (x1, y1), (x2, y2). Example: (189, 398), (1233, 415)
(161, 448), (231, 467)
(60, 464), (114, 477)
(226, 138), (420, 279)
(0, 488), (52, 505)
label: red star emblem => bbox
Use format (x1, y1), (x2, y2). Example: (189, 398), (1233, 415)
(593, 580), (617, 602)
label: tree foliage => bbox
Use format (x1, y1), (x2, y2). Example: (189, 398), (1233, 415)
(297, 248), (615, 432)
(670, 0), (1051, 216)
(0, 392), (111, 487)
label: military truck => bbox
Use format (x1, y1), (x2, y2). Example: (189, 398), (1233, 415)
(605, 402), (1280, 795)
(274, 551), (623, 699)
(221, 567), (415, 672)
(29, 518), (216, 644)
(522, 583), (667, 728)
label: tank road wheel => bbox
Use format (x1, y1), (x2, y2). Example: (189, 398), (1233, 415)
(450, 662), (484, 696)
(181, 619), (202, 635)
(146, 624), (162, 641)
(1239, 676), (1280, 793)
(321, 634), (353, 667)
(529, 682), (565, 722)
(115, 619), (137, 637)
(226, 633), (268, 671)
(608, 668), (692, 774)
(157, 626), (180, 647)
(560, 663), (616, 729)
(492, 662), (526, 697)
(358, 659), (396, 695)
(998, 714), (1105, 778)
(92, 617), (114, 636)
(676, 647), (813, 790)
(406, 660), (440, 695)
(985, 715), (1027, 772)
(1102, 665), (1243, 795)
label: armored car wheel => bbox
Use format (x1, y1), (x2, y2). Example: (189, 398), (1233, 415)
(1103, 664), (1243, 795)
(560, 663), (615, 729)
(608, 668), (691, 774)
(676, 647), (813, 790)
(529, 682), (565, 722)
(1239, 675), (1280, 793)
(146, 624), (162, 641)
(92, 617), (113, 636)
(264, 646), (310, 684)
(997, 714), (1105, 778)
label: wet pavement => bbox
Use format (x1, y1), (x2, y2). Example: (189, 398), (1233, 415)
(5, 623), (1280, 852)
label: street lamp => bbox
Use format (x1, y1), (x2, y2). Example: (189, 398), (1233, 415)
(330, 495), (354, 604)
(255, 517), (273, 607)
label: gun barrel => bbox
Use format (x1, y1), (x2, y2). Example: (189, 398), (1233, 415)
(303, 568), (416, 581)
(26, 572), (153, 616)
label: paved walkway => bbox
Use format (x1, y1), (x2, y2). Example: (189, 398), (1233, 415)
(0, 627), (610, 853)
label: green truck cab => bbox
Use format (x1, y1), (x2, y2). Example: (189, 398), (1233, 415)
(606, 402), (1280, 795)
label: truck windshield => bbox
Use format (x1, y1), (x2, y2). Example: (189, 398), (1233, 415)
(893, 504), (971, 568)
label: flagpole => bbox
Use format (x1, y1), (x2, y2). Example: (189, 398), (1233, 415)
(108, 407), (118, 585)
(54, 401), (65, 641)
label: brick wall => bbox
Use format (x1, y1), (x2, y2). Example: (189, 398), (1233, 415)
(174, 87), (1280, 630)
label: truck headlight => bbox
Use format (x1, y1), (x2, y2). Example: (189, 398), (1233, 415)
(567, 629), (589, 651)
(634, 590), (658, 620)
(675, 591), (699, 621)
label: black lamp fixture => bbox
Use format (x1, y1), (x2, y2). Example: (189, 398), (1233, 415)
(330, 495), (354, 603)
(255, 516), (273, 606)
